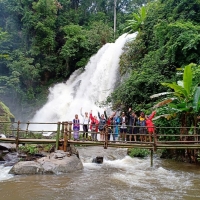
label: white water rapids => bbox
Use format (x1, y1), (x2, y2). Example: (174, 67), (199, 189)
(1, 147), (200, 200)
(29, 33), (137, 131)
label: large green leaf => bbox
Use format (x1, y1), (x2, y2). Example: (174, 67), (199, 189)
(183, 64), (193, 96)
(161, 82), (188, 97)
(176, 102), (187, 108)
(193, 87), (200, 112)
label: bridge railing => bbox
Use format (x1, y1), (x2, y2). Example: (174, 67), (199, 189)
(0, 121), (200, 150)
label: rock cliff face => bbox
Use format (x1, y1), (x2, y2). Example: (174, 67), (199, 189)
(9, 150), (83, 175)
(0, 101), (15, 134)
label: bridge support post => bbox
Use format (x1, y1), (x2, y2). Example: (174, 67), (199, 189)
(25, 121), (30, 137)
(69, 121), (72, 140)
(64, 122), (68, 152)
(104, 125), (108, 149)
(16, 121), (20, 150)
(61, 121), (64, 139)
(150, 149), (153, 167)
(153, 130), (157, 152)
(56, 122), (61, 150)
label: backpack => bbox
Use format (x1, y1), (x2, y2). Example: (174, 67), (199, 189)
(138, 117), (146, 127)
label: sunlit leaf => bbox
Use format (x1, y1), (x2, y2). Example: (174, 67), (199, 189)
(161, 82), (187, 97)
(183, 64), (193, 96)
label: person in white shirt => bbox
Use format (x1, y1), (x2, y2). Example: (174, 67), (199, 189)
(80, 108), (90, 140)
(120, 112), (128, 141)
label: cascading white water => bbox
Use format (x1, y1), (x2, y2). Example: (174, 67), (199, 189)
(30, 33), (137, 131)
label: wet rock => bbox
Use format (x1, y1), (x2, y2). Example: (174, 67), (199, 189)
(38, 151), (83, 174)
(0, 143), (16, 150)
(70, 145), (79, 158)
(3, 152), (19, 162)
(0, 161), (5, 165)
(0, 134), (6, 138)
(34, 153), (46, 158)
(2, 150), (9, 154)
(9, 150), (83, 175)
(92, 156), (103, 164)
(53, 151), (66, 159)
(3, 152), (20, 166)
(9, 161), (43, 174)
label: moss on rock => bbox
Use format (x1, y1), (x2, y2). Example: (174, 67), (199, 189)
(0, 101), (15, 134)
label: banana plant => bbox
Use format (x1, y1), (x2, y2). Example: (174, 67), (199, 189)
(151, 63), (200, 135)
(124, 6), (148, 34)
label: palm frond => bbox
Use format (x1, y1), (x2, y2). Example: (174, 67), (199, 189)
(153, 114), (170, 120)
(162, 82), (188, 97)
(153, 98), (174, 109)
(150, 92), (174, 99)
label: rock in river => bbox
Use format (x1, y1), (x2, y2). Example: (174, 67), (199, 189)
(9, 150), (83, 175)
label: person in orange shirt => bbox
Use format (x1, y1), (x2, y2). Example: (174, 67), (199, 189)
(146, 111), (156, 142)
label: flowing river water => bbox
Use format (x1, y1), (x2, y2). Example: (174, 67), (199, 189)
(0, 147), (200, 200)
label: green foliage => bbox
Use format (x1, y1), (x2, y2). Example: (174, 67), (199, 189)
(151, 64), (200, 137)
(60, 24), (89, 69)
(86, 21), (114, 50)
(157, 64), (200, 112)
(128, 148), (149, 158)
(42, 144), (53, 152)
(1, 0), (146, 118)
(124, 6), (148, 33)
(108, 0), (200, 115)
(18, 144), (39, 155)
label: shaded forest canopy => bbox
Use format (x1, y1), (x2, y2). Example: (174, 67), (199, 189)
(0, 0), (200, 120)
(0, 0), (149, 119)
(108, 0), (200, 112)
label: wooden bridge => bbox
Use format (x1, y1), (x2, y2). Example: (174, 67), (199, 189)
(0, 121), (200, 166)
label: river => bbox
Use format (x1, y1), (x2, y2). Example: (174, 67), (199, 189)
(0, 147), (200, 200)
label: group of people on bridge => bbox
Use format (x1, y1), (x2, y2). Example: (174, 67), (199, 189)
(72, 108), (156, 142)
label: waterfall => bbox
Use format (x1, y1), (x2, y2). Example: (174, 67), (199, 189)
(30, 33), (137, 131)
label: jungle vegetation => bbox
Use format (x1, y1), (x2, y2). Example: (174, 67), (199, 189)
(0, 0), (150, 119)
(109, 0), (200, 113)
(0, 0), (200, 125)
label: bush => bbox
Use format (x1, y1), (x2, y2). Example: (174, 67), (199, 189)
(18, 144), (39, 155)
(128, 148), (149, 158)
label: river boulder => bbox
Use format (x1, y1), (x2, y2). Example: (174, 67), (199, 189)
(9, 161), (43, 174)
(0, 143), (16, 150)
(9, 150), (83, 175)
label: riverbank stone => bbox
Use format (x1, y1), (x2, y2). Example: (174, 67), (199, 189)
(9, 150), (83, 175)
(0, 143), (16, 150)
(9, 161), (43, 174)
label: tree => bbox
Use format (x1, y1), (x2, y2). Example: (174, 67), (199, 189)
(151, 64), (200, 136)
(124, 5), (148, 33)
(60, 24), (89, 70)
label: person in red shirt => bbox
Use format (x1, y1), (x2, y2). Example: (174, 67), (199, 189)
(107, 112), (116, 141)
(146, 111), (156, 142)
(89, 110), (99, 141)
